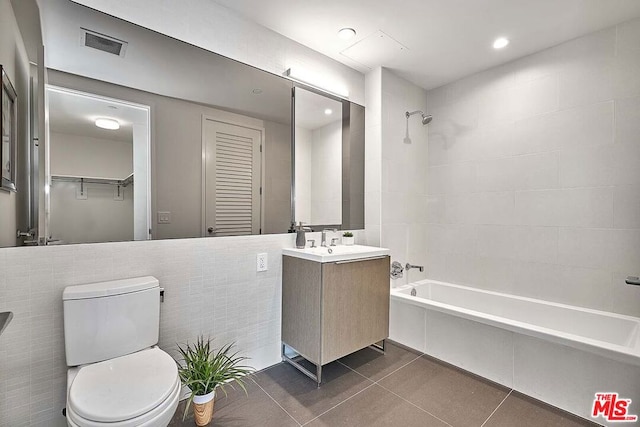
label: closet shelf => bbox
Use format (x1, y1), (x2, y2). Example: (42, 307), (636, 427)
(51, 173), (134, 187)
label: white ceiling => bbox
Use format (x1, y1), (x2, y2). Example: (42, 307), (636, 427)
(48, 87), (147, 142)
(212, 0), (640, 90)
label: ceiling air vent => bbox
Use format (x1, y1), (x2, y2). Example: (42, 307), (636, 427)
(80, 28), (128, 57)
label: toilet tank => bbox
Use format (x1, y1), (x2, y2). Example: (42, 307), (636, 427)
(63, 276), (160, 366)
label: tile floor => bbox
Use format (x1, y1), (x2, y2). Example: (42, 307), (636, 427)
(169, 342), (601, 427)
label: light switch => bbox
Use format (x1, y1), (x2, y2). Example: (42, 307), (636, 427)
(157, 211), (171, 224)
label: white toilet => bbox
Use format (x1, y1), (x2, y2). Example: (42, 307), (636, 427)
(63, 276), (180, 427)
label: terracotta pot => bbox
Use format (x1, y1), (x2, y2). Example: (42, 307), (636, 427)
(192, 390), (215, 426)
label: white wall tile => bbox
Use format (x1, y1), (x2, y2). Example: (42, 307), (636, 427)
(513, 226), (559, 265)
(555, 101), (614, 150)
(473, 191), (515, 225)
(558, 227), (610, 270)
(426, 21), (639, 318)
(615, 96), (640, 145)
(513, 152), (559, 190)
(614, 48), (640, 100)
(476, 158), (516, 192)
(559, 144), (613, 188)
(559, 58), (614, 109)
(476, 225), (517, 259)
(611, 142), (640, 186)
(613, 185), (640, 229)
(512, 74), (559, 121)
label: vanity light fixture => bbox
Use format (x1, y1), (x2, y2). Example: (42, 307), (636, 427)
(95, 118), (120, 130)
(493, 37), (509, 49)
(324, 108), (333, 115)
(338, 28), (356, 40)
(284, 67), (349, 99)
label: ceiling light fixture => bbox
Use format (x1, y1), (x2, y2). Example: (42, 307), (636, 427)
(324, 109), (333, 115)
(95, 118), (120, 130)
(338, 28), (356, 40)
(493, 37), (509, 49)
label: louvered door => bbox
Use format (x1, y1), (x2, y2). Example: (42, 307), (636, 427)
(203, 119), (262, 236)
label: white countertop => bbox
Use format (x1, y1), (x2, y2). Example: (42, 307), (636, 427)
(283, 244), (390, 263)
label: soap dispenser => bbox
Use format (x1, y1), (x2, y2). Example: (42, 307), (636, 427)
(295, 222), (306, 249)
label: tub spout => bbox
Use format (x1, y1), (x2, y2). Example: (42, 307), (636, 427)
(405, 263), (424, 272)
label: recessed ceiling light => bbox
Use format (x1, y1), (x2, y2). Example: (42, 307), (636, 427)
(338, 28), (356, 40)
(252, 88), (263, 94)
(95, 118), (120, 130)
(324, 109), (333, 115)
(493, 37), (509, 49)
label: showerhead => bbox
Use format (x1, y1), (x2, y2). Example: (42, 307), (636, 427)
(405, 110), (433, 125)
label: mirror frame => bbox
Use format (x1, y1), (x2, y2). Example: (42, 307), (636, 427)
(290, 84), (365, 232)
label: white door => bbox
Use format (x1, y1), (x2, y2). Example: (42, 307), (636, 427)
(203, 118), (262, 236)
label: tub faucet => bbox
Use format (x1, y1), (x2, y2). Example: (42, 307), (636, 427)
(405, 263), (424, 272)
(321, 228), (338, 247)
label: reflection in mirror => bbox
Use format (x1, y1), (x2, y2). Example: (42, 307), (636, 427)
(36, 0), (293, 243)
(47, 86), (150, 244)
(294, 87), (343, 227)
(1, 0), (365, 248)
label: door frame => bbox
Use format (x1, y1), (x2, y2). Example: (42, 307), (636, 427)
(200, 114), (265, 237)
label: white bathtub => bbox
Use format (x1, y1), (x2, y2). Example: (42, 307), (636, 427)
(390, 279), (640, 426)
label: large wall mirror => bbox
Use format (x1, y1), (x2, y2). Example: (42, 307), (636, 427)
(2, 0), (364, 248)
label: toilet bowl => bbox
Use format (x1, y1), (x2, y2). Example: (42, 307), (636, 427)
(63, 277), (179, 427)
(65, 347), (179, 427)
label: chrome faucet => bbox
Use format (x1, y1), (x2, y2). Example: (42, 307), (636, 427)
(321, 228), (338, 247)
(405, 263), (424, 272)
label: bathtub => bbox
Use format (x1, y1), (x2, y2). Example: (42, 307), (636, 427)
(390, 279), (640, 426)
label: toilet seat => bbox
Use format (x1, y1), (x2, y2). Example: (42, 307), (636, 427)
(66, 347), (180, 427)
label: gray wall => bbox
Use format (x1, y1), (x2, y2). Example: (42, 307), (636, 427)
(425, 20), (640, 317)
(48, 70), (291, 240)
(0, 0), (30, 247)
(49, 132), (134, 244)
(263, 121), (292, 234)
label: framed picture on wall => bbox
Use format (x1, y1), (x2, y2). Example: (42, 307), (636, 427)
(1, 65), (17, 192)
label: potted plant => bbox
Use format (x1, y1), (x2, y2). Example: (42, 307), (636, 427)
(176, 336), (253, 426)
(342, 231), (355, 246)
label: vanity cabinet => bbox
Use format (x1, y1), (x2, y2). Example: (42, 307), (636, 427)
(282, 254), (390, 382)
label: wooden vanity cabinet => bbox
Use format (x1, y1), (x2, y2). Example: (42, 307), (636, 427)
(282, 255), (390, 378)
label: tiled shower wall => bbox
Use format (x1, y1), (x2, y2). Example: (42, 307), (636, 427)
(425, 19), (640, 317)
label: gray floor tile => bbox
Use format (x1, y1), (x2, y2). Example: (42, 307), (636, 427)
(306, 384), (450, 427)
(253, 361), (373, 425)
(338, 341), (422, 382)
(168, 379), (298, 427)
(484, 392), (602, 427)
(378, 355), (509, 427)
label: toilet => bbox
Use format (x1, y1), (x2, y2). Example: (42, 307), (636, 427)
(63, 276), (179, 427)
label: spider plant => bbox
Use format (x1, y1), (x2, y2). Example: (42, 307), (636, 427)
(176, 336), (253, 420)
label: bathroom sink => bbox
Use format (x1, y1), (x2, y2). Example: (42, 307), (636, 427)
(283, 244), (390, 263)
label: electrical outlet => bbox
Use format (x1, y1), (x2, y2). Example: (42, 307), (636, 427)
(157, 211), (171, 224)
(257, 253), (268, 272)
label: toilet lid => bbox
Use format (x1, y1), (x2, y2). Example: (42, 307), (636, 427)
(69, 347), (178, 423)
